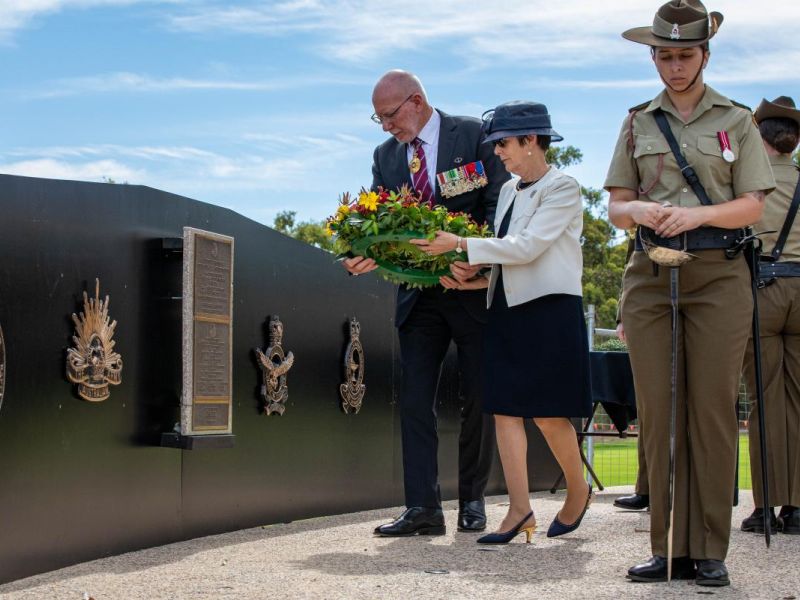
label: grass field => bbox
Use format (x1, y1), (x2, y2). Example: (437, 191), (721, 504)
(587, 433), (752, 489)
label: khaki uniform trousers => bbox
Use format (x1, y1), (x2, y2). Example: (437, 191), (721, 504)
(636, 428), (649, 495)
(743, 277), (800, 509)
(621, 249), (752, 560)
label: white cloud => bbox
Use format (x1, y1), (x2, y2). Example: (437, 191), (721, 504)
(0, 137), (367, 192)
(26, 71), (368, 99)
(708, 49), (800, 85)
(0, 157), (144, 182)
(0, 0), (179, 40)
(164, 0), (800, 71)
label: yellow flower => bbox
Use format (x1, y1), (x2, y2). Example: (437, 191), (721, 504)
(325, 221), (335, 236)
(446, 215), (454, 223)
(358, 191), (379, 211)
(336, 204), (350, 221)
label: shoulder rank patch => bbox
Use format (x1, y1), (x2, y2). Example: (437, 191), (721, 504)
(729, 99), (753, 112)
(729, 99), (757, 125)
(628, 100), (651, 113)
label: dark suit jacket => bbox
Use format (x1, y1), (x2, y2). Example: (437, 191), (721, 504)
(371, 110), (510, 328)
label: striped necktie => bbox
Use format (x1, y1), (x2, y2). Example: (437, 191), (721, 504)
(411, 137), (435, 205)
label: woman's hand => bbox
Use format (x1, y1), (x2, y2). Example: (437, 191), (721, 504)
(616, 322), (626, 343)
(439, 275), (488, 290)
(410, 231), (459, 256)
(655, 205), (709, 237)
(450, 261), (484, 282)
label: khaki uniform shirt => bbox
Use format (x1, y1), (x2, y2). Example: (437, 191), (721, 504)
(757, 154), (800, 262)
(604, 86), (775, 205)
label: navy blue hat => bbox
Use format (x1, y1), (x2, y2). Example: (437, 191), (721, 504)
(481, 101), (563, 144)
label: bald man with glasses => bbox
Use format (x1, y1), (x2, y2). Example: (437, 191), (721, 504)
(344, 70), (508, 537)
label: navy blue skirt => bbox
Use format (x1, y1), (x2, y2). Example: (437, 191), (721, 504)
(483, 277), (592, 418)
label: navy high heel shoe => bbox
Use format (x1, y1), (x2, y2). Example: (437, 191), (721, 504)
(477, 511), (536, 544)
(547, 486), (593, 538)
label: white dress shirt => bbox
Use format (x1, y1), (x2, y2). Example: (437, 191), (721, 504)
(406, 109), (441, 189)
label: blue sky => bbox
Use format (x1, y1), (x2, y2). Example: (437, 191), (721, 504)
(1, 0), (797, 227)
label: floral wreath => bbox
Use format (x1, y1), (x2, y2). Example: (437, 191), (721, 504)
(327, 185), (491, 288)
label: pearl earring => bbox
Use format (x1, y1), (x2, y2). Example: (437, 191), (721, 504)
(527, 151), (532, 156)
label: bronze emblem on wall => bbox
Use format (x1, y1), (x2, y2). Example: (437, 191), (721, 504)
(256, 315), (294, 416)
(0, 322), (6, 411)
(67, 279), (123, 402)
(340, 318), (366, 414)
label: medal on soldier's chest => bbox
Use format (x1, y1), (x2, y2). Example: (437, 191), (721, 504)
(717, 130), (736, 163)
(409, 154), (421, 174)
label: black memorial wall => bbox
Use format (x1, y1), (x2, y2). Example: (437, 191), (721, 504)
(0, 174), (561, 583)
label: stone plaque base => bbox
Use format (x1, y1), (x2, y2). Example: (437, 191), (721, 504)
(160, 432), (236, 450)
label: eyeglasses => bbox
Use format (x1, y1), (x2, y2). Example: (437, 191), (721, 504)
(492, 138), (509, 148)
(371, 94), (415, 124)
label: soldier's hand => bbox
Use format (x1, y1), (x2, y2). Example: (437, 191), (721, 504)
(616, 322), (626, 343)
(342, 256), (377, 276)
(629, 200), (668, 229)
(655, 206), (707, 238)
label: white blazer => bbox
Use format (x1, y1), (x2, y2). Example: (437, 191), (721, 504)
(466, 167), (584, 308)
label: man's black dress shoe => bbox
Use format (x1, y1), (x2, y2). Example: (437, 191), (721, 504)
(627, 556), (696, 582)
(695, 559), (730, 587)
(374, 507), (445, 537)
(613, 493), (649, 511)
(780, 506), (800, 534)
(457, 499), (486, 532)
(740, 507), (780, 533)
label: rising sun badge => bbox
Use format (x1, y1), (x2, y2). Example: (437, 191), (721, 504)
(66, 279), (123, 402)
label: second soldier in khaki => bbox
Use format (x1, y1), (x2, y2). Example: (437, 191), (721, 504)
(605, 0), (775, 587)
(741, 96), (800, 536)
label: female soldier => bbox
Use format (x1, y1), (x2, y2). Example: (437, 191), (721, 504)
(740, 97), (800, 536)
(605, 0), (775, 587)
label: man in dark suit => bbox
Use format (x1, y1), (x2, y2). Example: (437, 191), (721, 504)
(344, 70), (509, 536)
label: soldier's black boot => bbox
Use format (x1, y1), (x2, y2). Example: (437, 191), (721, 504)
(695, 559), (730, 587)
(740, 507), (780, 533)
(780, 506), (800, 534)
(627, 556), (696, 582)
(614, 493), (649, 511)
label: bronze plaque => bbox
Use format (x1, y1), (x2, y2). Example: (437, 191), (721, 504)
(194, 236), (232, 318)
(0, 323), (5, 411)
(192, 402), (230, 430)
(181, 227), (234, 436)
(193, 321), (230, 398)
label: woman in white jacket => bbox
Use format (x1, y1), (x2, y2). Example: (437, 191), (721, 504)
(413, 101), (592, 543)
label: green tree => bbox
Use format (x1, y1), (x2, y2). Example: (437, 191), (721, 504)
(273, 210), (296, 235)
(550, 146), (628, 329)
(272, 210), (334, 252)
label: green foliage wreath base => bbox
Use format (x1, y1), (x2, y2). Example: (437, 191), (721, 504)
(349, 232), (460, 288)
